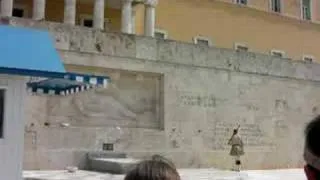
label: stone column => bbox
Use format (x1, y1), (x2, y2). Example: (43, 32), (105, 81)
(1, 0), (13, 17)
(64, 0), (76, 25)
(144, 0), (158, 37)
(93, 0), (105, 29)
(131, 9), (136, 34)
(121, 0), (133, 34)
(33, 0), (46, 20)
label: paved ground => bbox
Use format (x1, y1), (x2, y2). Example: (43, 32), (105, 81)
(24, 169), (306, 180)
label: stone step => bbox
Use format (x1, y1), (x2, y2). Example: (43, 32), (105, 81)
(88, 157), (140, 174)
(87, 152), (127, 159)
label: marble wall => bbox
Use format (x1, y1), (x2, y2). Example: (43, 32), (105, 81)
(9, 18), (319, 170)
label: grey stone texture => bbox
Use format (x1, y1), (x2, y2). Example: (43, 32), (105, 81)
(4, 17), (318, 170)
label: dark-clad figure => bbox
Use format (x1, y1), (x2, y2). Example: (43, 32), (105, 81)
(228, 127), (244, 172)
(304, 115), (320, 180)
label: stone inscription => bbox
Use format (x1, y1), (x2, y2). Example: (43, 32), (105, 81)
(275, 99), (288, 112)
(274, 120), (289, 137)
(177, 91), (226, 108)
(212, 121), (274, 151)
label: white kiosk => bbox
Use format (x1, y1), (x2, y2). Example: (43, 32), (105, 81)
(0, 25), (109, 180)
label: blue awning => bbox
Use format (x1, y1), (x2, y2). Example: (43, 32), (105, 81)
(0, 25), (109, 95)
(27, 72), (108, 95)
(0, 25), (65, 77)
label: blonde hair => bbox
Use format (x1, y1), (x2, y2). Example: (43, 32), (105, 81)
(124, 155), (180, 180)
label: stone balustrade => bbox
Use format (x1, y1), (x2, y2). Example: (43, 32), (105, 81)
(0, 0), (157, 36)
(3, 17), (320, 83)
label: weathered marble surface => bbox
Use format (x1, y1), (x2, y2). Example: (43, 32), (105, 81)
(46, 69), (161, 129)
(6, 18), (317, 169)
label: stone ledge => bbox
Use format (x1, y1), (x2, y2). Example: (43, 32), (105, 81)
(87, 152), (127, 159)
(4, 17), (320, 82)
(88, 157), (140, 174)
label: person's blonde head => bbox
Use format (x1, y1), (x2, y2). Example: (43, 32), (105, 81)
(124, 156), (180, 180)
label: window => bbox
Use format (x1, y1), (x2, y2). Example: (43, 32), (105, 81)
(235, 0), (247, 5)
(83, 19), (93, 27)
(271, 0), (281, 13)
(154, 29), (168, 39)
(193, 36), (212, 46)
(155, 32), (165, 39)
(302, 0), (311, 20)
(234, 43), (249, 52)
(13, 8), (24, 17)
(12, 4), (28, 18)
(0, 89), (5, 139)
(303, 55), (314, 63)
(80, 15), (110, 29)
(271, 50), (285, 58)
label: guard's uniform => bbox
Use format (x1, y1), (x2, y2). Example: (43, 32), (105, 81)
(228, 134), (244, 171)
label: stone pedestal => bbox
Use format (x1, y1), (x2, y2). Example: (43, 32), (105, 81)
(87, 152), (140, 174)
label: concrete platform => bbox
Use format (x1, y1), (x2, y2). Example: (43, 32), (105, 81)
(23, 169), (306, 180)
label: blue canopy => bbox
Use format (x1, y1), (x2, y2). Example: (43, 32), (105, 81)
(0, 25), (109, 95)
(0, 25), (65, 76)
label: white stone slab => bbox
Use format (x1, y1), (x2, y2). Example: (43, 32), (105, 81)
(23, 169), (306, 180)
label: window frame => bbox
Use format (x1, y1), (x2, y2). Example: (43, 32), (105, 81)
(270, 0), (282, 13)
(12, 4), (29, 18)
(193, 36), (212, 46)
(303, 55), (315, 63)
(154, 29), (168, 40)
(234, 0), (248, 5)
(234, 42), (249, 52)
(270, 49), (286, 58)
(301, 0), (313, 20)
